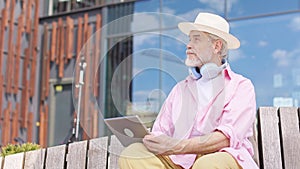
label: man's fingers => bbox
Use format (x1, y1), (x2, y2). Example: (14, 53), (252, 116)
(144, 141), (161, 154)
(143, 134), (161, 144)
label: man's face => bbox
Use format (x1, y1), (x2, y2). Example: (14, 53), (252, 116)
(185, 30), (214, 67)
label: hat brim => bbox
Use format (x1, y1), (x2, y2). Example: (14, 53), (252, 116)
(178, 22), (240, 49)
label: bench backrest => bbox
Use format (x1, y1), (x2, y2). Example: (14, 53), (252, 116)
(257, 107), (300, 169)
(0, 136), (125, 169)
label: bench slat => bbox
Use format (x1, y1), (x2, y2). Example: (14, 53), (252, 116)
(0, 157), (2, 169)
(45, 144), (66, 169)
(3, 153), (24, 169)
(87, 137), (108, 169)
(66, 140), (88, 169)
(278, 107), (300, 169)
(24, 149), (46, 169)
(258, 107), (283, 169)
(109, 135), (124, 169)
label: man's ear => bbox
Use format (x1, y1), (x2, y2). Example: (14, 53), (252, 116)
(213, 40), (223, 54)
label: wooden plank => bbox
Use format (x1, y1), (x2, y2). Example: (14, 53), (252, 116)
(65, 17), (70, 63)
(0, 76), (3, 121)
(87, 137), (108, 169)
(92, 108), (98, 138)
(2, 102), (12, 145)
(27, 112), (34, 142)
(2, 0), (10, 28)
(11, 103), (20, 144)
(41, 23), (49, 101)
(24, 149), (46, 169)
(14, 15), (24, 94)
(45, 49), (50, 98)
(29, 0), (40, 97)
(66, 140), (88, 169)
(21, 80), (30, 128)
(5, 0), (16, 94)
(25, 0), (32, 33)
(55, 19), (61, 65)
(83, 13), (89, 46)
(93, 14), (102, 97)
(50, 21), (57, 62)
(45, 144), (66, 169)
(257, 107), (282, 169)
(278, 107), (300, 169)
(76, 17), (83, 58)
(39, 104), (46, 147)
(44, 104), (49, 145)
(0, 10), (7, 76)
(65, 16), (74, 61)
(82, 25), (93, 141)
(21, 0), (27, 24)
(109, 135), (125, 169)
(58, 18), (65, 78)
(3, 153), (24, 169)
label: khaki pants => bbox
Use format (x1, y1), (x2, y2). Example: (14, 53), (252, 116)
(118, 143), (242, 169)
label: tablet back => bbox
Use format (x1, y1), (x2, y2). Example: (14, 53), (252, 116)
(104, 116), (148, 147)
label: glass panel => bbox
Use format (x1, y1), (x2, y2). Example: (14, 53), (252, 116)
(105, 37), (133, 118)
(134, 0), (160, 13)
(229, 13), (300, 107)
(227, 0), (299, 19)
(162, 0), (225, 18)
(134, 0), (225, 21)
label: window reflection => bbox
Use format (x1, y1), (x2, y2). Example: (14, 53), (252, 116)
(131, 0), (300, 108)
(227, 0), (299, 19)
(229, 13), (300, 107)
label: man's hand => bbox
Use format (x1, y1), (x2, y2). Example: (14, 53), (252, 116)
(143, 134), (186, 155)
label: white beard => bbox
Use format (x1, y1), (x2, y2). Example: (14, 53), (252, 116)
(185, 58), (202, 67)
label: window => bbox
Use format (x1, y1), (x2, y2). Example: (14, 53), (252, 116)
(47, 0), (132, 15)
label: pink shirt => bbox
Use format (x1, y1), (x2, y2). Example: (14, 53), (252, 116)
(151, 66), (258, 169)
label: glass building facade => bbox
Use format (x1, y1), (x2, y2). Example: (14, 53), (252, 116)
(124, 0), (300, 110)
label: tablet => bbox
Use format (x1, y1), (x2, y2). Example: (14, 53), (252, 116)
(104, 115), (149, 147)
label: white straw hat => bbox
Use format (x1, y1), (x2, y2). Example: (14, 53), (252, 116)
(178, 12), (240, 49)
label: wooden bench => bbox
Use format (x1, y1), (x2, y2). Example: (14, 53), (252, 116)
(257, 107), (300, 169)
(0, 107), (299, 169)
(0, 136), (125, 169)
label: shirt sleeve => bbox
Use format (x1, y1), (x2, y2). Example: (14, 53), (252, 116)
(216, 79), (256, 149)
(151, 84), (179, 137)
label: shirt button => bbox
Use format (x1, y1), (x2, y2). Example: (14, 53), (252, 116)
(237, 155), (244, 161)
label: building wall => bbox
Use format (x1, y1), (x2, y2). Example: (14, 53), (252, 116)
(0, 0), (42, 146)
(0, 0), (135, 147)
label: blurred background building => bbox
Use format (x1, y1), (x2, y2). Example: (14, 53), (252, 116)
(0, 0), (299, 147)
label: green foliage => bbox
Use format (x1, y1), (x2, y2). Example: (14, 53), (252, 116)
(1, 143), (41, 157)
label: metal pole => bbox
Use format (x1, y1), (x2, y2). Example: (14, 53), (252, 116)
(75, 57), (87, 141)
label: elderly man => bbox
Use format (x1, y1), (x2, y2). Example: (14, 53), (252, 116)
(119, 12), (258, 169)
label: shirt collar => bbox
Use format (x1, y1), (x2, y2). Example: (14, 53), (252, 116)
(223, 64), (233, 80)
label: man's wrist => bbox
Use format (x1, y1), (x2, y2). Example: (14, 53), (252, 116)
(173, 139), (190, 154)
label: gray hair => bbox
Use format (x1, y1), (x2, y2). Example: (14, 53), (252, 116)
(207, 33), (228, 59)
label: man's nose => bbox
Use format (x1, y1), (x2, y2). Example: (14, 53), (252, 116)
(187, 42), (192, 49)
